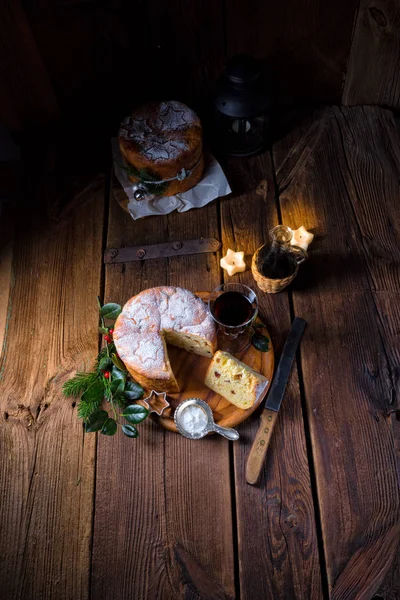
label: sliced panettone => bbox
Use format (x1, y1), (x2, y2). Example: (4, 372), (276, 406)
(113, 287), (217, 393)
(205, 351), (268, 409)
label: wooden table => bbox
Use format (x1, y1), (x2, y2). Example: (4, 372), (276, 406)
(0, 106), (399, 600)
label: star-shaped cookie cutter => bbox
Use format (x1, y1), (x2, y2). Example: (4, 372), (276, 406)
(141, 390), (170, 416)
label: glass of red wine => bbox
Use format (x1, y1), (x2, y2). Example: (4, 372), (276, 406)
(208, 283), (258, 353)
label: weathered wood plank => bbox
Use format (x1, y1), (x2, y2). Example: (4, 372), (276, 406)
(0, 175), (105, 598)
(0, 1), (59, 130)
(91, 193), (235, 598)
(273, 106), (400, 599)
(225, 0), (359, 103)
(220, 156), (323, 599)
(0, 200), (14, 355)
(343, 1), (400, 111)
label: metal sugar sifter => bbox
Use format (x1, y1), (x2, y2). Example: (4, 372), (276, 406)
(174, 398), (239, 441)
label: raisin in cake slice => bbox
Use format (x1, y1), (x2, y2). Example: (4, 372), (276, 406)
(205, 351), (268, 409)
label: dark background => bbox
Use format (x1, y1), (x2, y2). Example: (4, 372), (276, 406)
(2, 0), (400, 134)
(1, 0), (400, 214)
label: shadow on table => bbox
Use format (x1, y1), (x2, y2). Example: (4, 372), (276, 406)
(290, 246), (367, 292)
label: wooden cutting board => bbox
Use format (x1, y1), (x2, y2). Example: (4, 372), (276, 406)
(151, 292), (274, 432)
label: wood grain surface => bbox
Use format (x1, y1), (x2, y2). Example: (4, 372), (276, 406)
(220, 155), (323, 599)
(0, 201), (14, 355)
(273, 106), (400, 599)
(91, 190), (236, 598)
(1, 104), (400, 600)
(0, 171), (105, 598)
(225, 0), (359, 104)
(343, 1), (400, 110)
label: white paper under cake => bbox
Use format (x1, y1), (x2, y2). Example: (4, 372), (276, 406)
(112, 138), (231, 220)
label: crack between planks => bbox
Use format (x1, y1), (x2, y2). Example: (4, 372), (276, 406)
(273, 116), (327, 196)
(88, 164), (111, 600)
(271, 141), (330, 600)
(288, 289), (330, 600)
(269, 149), (283, 224)
(228, 440), (241, 600)
(341, 1), (362, 103)
(218, 191), (241, 600)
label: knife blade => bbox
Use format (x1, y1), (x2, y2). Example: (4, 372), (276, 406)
(246, 317), (307, 485)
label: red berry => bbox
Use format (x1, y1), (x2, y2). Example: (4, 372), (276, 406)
(108, 328), (114, 335)
(104, 371), (110, 379)
(105, 335), (111, 343)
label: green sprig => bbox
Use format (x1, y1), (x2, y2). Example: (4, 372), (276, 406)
(122, 163), (169, 196)
(63, 299), (148, 438)
(62, 371), (98, 398)
(251, 322), (270, 353)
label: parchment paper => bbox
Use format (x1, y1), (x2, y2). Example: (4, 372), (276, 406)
(112, 138), (231, 220)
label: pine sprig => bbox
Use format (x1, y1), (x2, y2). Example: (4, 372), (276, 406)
(77, 393), (103, 420)
(63, 300), (148, 438)
(112, 394), (128, 410)
(62, 371), (98, 398)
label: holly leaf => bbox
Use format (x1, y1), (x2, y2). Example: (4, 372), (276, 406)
(122, 424), (139, 438)
(98, 326), (109, 335)
(81, 378), (105, 404)
(110, 378), (125, 395)
(252, 334), (270, 352)
(111, 365), (126, 393)
(110, 366), (125, 394)
(122, 404), (148, 423)
(85, 409), (108, 432)
(101, 418), (117, 436)
(124, 381), (144, 401)
(98, 356), (113, 371)
(112, 365), (126, 381)
(111, 353), (127, 372)
(100, 303), (122, 320)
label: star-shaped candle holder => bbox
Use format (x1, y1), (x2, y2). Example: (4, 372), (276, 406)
(141, 390), (170, 416)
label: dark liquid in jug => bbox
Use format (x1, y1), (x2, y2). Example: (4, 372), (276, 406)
(261, 251), (296, 279)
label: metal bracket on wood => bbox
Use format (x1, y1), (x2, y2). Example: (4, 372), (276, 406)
(104, 238), (221, 264)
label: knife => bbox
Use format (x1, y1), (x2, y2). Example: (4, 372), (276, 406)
(246, 317), (307, 485)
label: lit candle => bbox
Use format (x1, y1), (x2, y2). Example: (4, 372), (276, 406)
(220, 249), (246, 276)
(291, 226), (314, 251)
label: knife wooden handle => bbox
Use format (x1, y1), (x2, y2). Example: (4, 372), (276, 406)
(246, 409), (278, 485)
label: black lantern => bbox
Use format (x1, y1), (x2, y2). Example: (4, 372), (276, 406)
(213, 56), (271, 157)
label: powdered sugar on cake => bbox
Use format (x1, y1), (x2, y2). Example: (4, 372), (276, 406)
(114, 287), (216, 376)
(119, 101), (200, 163)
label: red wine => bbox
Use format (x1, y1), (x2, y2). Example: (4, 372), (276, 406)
(213, 291), (254, 326)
